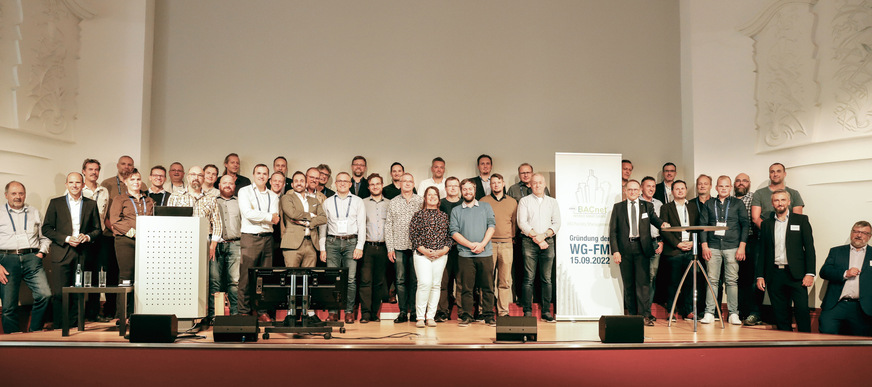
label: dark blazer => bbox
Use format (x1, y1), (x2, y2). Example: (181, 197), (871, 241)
(609, 199), (664, 258)
(653, 181), (671, 204)
(470, 176), (488, 201)
(42, 195), (102, 264)
(819, 245), (872, 314)
(350, 177), (369, 199)
(757, 213), (815, 281)
(659, 200), (701, 258)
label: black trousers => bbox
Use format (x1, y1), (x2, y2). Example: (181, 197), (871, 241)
(437, 246), (459, 316)
(767, 267), (811, 332)
(359, 243), (387, 319)
(458, 255), (495, 319)
(819, 300), (872, 336)
(50, 251), (85, 326)
(665, 252), (693, 315)
(114, 236), (136, 317)
(738, 235), (763, 318)
(619, 241), (651, 317)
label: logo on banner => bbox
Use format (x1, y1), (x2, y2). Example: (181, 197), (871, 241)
(570, 169), (611, 217)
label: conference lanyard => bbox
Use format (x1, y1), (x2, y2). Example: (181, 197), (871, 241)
(716, 199), (730, 222)
(116, 176), (123, 195)
(5, 204), (27, 232)
(128, 196), (147, 216)
(65, 194), (84, 223)
(253, 186), (269, 211)
(156, 191), (168, 206)
(334, 195), (352, 219)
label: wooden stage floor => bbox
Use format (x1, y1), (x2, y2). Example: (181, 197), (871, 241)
(2, 316), (870, 348)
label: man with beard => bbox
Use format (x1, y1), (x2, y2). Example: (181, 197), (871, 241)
(756, 190), (815, 332)
(101, 155), (134, 200)
(212, 176), (242, 320)
(751, 163), (805, 228)
(280, 171), (327, 268)
(167, 166), (223, 281)
(449, 179), (496, 326)
(349, 156), (369, 198)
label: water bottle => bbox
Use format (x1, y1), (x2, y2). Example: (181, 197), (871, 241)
(75, 264), (83, 287)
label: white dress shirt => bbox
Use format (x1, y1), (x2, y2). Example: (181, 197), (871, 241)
(319, 193), (366, 250)
(238, 185), (279, 234)
(418, 178), (447, 199)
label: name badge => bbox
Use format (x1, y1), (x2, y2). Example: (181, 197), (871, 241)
(15, 233), (30, 247)
(790, 225), (800, 231)
(336, 220), (349, 234)
(715, 221), (727, 236)
(641, 213), (649, 219)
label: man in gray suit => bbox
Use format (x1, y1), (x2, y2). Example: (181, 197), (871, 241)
(280, 171), (327, 267)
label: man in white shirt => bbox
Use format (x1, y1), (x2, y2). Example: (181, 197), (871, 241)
(640, 176), (664, 306)
(418, 157), (447, 199)
(0, 181), (52, 333)
(80, 158), (113, 321)
(819, 221), (872, 336)
(319, 172), (366, 324)
(237, 164), (280, 322)
(517, 174), (561, 322)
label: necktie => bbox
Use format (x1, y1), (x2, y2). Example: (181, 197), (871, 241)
(631, 201), (638, 237)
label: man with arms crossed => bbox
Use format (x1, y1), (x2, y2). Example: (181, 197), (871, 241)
(281, 171), (326, 268)
(517, 173), (561, 322)
(237, 164), (279, 322)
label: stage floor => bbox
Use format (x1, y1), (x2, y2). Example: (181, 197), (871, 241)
(2, 316), (870, 348)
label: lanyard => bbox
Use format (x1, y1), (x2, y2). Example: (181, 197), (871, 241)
(116, 176), (123, 195)
(5, 204), (26, 232)
(128, 196), (147, 216)
(253, 186), (270, 211)
(334, 195), (352, 219)
(65, 194), (84, 223)
(156, 191), (168, 206)
(679, 205), (688, 225)
(716, 198), (730, 222)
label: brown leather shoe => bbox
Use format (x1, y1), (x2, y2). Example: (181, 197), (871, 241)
(327, 313), (339, 321)
(344, 313), (355, 324)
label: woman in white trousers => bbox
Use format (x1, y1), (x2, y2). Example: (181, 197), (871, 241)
(409, 187), (452, 328)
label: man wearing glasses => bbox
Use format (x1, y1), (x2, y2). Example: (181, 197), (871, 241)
(654, 162), (677, 204)
(147, 166), (170, 207)
(819, 221), (872, 336)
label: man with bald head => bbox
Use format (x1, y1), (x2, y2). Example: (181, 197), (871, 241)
(43, 173), (103, 328)
(1, 181), (52, 333)
(101, 155), (135, 200)
(517, 173), (560, 321)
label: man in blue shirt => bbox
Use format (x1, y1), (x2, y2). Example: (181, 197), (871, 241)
(449, 178), (496, 326)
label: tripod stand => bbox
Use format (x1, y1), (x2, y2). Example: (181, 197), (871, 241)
(661, 226), (727, 332)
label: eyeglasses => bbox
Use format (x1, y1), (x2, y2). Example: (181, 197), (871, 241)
(336, 180), (351, 184)
(851, 230), (872, 236)
(150, 174), (166, 178)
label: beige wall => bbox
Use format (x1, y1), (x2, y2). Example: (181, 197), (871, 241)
(149, 0), (682, 187)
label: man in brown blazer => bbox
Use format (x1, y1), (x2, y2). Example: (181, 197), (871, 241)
(281, 171), (327, 267)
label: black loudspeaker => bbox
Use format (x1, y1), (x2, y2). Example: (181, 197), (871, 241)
(213, 315), (259, 342)
(495, 316), (538, 342)
(129, 314), (178, 343)
(598, 315), (644, 343)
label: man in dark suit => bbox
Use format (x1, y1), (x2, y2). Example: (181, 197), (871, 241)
(469, 154), (493, 200)
(42, 172), (102, 327)
(653, 162), (677, 204)
(819, 221), (872, 336)
(657, 180), (699, 320)
(610, 179), (668, 325)
(756, 189), (815, 332)
(350, 155), (370, 198)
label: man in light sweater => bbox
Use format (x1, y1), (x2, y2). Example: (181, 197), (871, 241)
(480, 173), (517, 317)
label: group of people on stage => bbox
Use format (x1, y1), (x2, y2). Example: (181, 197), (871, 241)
(1, 155), (869, 337)
(613, 160), (871, 336)
(0, 153), (560, 333)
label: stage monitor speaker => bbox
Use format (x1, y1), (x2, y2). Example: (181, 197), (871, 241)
(495, 315), (537, 342)
(129, 314), (178, 343)
(598, 315), (643, 343)
(213, 315), (259, 342)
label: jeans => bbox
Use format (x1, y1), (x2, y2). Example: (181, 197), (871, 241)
(0, 253), (51, 333)
(414, 252), (447, 321)
(326, 236), (357, 314)
(649, 240), (661, 306)
(705, 248), (738, 315)
(210, 241), (241, 317)
(522, 236), (555, 316)
(394, 249), (416, 315)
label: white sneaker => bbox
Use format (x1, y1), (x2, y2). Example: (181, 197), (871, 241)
(416, 320), (426, 328)
(700, 313), (715, 324)
(728, 313), (742, 325)
(426, 319), (437, 327)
